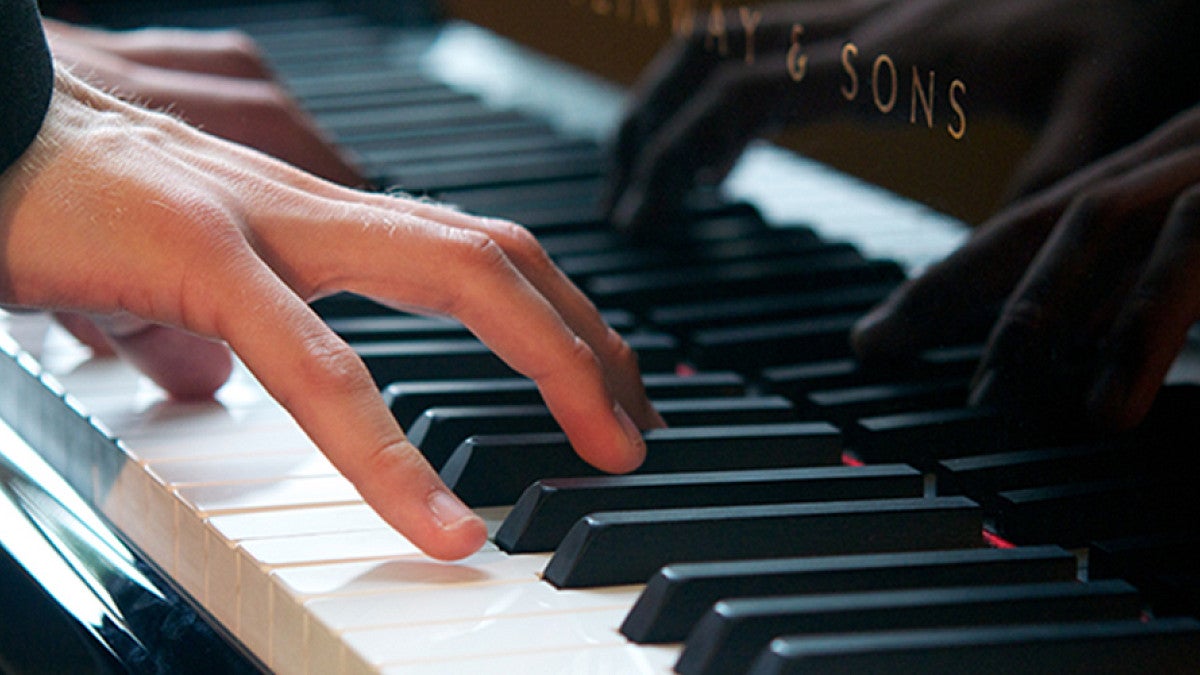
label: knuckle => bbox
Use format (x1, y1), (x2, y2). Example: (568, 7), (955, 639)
(598, 327), (640, 373)
(483, 219), (553, 271)
(213, 29), (268, 69)
(290, 332), (370, 397)
(357, 438), (427, 489)
(1064, 184), (1129, 232)
(562, 333), (605, 376)
(1170, 184), (1200, 222)
(997, 296), (1049, 336)
(424, 229), (512, 316)
(447, 228), (511, 274)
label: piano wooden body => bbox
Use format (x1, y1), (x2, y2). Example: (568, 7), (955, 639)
(3, 1), (1200, 673)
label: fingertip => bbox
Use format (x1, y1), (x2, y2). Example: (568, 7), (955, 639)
(609, 402), (648, 473)
(420, 489), (489, 561)
(849, 303), (892, 361)
(1086, 364), (1155, 433)
(850, 294), (921, 364)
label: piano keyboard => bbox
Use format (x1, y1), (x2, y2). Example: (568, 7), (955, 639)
(4, 2), (1200, 673)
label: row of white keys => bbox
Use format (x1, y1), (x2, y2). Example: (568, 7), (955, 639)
(30, 322), (678, 674)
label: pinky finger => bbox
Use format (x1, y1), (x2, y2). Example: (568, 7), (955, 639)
(1088, 184), (1200, 430)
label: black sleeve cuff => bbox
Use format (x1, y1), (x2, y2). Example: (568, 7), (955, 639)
(0, 0), (55, 173)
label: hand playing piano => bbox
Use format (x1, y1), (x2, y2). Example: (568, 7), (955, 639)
(604, 0), (1200, 234)
(853, 103), (1200, 431)
(0, 67), (664, 561)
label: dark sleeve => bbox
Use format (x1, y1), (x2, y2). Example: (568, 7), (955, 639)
(0, 0), (54, 173)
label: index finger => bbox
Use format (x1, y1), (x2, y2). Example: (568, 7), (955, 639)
(211, 254), (488, 561)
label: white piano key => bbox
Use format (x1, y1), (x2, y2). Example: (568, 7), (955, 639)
(147, 450), (338, 487)
(121, 425), (317, 463)
(177, 474), (362, 514)
(343, 607), (632, 672)
(309, 577), (640, 634)
(379, 643), (679, 675)
(270, 551), (551, 673)
(209, 503), (390, 541)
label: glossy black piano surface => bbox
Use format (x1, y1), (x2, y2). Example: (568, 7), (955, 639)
(4, 1), (1200, 673)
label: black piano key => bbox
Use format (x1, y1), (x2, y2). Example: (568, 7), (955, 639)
(441, 422), (843, 507)
(679, 580), (1143, 675)
(335, 111), (534, 147)
(495, 464), (922, 553)
(648, 284), (897, 335)
(745, 618), (1200, 675)
(302, 87), (475, 115)
(491, 202), (606, 232)
(311, 291), (394, 319)
(384, 371), (744, 428)
(849, 407), (1036, 469)
(585, 256), (904, 310)
(356, 340), (518, 384)
(935, 443), (1134, 501)
(688, 314), (861, 371)
(762, 359), (875, 398)
(330, 309), (635, 343)
(990, 476), (1199, 547)
(283, 70), (436, 99)
(360, 134), (592, 169)
(639, 371), (748, 399)
(543, 496), (983, 588)
(408, 404), (559, 470)
(760, 345), (981, 402)
(343, 119), (556, 158)
(803, 379), (969, 426)
(438, 177), (603, 216)
(538, 230), (628, 257)
(356, 333), (679, 385)
(554, 232), (831, 280)
(620, 545), (1079, 643)
(384, 379), (540, 428)
(413, 396), (796, 470)
(1089, 531), (1200, 617)
(328, 315), (472, 342)
(382, 148), (604, 193)
(652, 396), (798, 426)
(316, 99), (502, 135)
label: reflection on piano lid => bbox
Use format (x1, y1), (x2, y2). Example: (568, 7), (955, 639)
(4, 1), (1200, 674)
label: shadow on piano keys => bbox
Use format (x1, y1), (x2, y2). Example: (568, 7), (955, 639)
(4, 2), (1200, 673)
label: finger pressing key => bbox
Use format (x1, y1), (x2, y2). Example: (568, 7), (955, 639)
(1089, 181), (1200, 430)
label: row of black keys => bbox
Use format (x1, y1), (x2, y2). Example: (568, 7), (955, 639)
(136, 7), (1200, 673)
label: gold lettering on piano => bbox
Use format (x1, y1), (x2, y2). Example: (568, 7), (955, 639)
(668, 0), (697, 35)
(786, 24), (807, 81)
(871, 54), (898, 114)
(705, 1), (728, 56)
(911, 66), (935, 128)
(566, 3), (969, 141)
(839, 42), (859, 100)
(570, 0), (665, 28)
(738, 7), (762, 64)
(790, 25), (969, 141)
(948, 79), (968, 140)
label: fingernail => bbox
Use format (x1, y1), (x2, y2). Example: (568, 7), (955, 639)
(427, 489), (476, 530)
(614, 402), (647, 467)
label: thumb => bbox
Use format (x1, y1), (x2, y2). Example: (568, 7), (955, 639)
(91, 313), (233, 399)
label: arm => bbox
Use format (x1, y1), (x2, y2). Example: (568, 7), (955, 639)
(0, 0), (54, 173)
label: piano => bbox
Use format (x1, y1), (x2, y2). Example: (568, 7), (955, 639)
(3, 1), (1200, 672)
